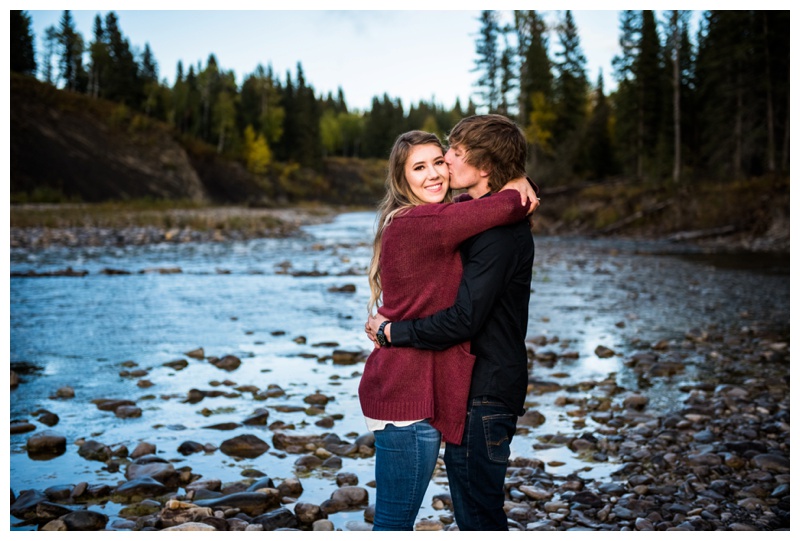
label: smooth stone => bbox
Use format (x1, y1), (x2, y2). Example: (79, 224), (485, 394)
(130, 442), (156, 459)
(10, 420), (36, 434)
(113, 476), (169, 499)
(62, 510), (109, 531)
(251, 507), (299, 531)
(162, 522), (216, 531)
(11, 489), (47, 519)
(219, 434), (270, 458)
(26, 430), (67, 458)
(78, 440), (112, 461)
(294, 501), (326, 524)
(194, 491), (281, 516)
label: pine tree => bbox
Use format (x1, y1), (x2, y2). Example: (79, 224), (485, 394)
(103, 12), (141, 107)
(472, 10), (501, 113)
(57, 10), (87, 92)
(552, 10), (588, 179)
(515, 10), (552, 128)
(583, 71), (617, 179)
(87, 15), (109, 98)
(10, 10), (37, 75)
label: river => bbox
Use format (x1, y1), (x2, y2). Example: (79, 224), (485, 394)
(8, 211), (790, 530)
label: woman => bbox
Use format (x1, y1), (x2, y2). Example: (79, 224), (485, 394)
(358, 131), (535, 530)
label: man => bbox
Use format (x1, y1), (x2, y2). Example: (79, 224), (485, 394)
(366, 114), (538, 530)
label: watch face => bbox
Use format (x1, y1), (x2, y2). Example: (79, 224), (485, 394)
(377, 332), (387, 347)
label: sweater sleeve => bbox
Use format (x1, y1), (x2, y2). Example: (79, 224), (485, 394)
(390, 228), (516, 351)
(420, 190), (529, 248)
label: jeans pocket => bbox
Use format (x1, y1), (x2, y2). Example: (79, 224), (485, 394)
(481, 413), (515, 464)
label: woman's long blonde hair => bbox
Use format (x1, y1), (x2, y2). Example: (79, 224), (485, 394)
(367, 131), (449, 314)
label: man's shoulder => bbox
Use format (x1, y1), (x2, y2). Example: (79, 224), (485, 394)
(467, 220), (532, 253)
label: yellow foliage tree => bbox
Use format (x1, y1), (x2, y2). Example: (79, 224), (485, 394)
(244, 125), (272, 175)
(527, 91), (556, 156)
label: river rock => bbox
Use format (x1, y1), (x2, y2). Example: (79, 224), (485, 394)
(114, 476), (169, 500)
(41, 519), (68, 531)
(115, 405), (143, 418)
(295, 501), (326, 524)
(325, 486), (369, 512)
(210, 355), (241, 371)
(277, 478), (304, 499)
(243, 408), (270, 425)
(251, 507), (299, 530)
(118, 499), (162, 517)
(246, 477), (275, 492)
(162, 522), (216, 531)
(94, 398), (135, 411)
(10, 489), (48, 519)
(78, 440), (112, 461)
(185, 347), (205, 359)
(195, 491), (281, 516)
(11, 420), (36, 434)
(163, 358), (189, 370)
(594, 345), (615, 358)
(313, 519), (335, 531)
(11, 370), (19, 388)
(55, 386), (75, 398)
(331, 350), (364, 365)
(219, 434), (270, 458)
(36, 409), (60, 426)
(304, 392), (330, 405)
(26, 430), (67, 458)
(125, 456), (180, 486)
(177, 441), (206, 455)
(62, 510), (109, 530)
(130, 442), (156, 458)
(751, 453), (789, 473)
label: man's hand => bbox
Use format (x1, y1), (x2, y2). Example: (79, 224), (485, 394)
(365, 313), (390, 348)
(500, 176), (540, 215)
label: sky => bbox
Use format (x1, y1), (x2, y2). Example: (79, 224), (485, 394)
(20, 3), (684, 113)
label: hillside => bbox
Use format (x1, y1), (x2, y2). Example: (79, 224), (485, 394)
(10, 74), (385, 207)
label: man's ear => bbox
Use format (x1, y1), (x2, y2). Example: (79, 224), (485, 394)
(479, 167), (491, 178)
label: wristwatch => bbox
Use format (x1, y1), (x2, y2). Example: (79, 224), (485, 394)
(376, 321), (391, 347)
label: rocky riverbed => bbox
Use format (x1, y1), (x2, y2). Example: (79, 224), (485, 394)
(9, 213), (790, 531)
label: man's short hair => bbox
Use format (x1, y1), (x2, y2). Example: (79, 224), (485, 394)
(447, 114), (528, 192)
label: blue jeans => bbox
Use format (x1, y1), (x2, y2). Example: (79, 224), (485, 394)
(444, 397), (517, 531)
(372, 420), (442, 531)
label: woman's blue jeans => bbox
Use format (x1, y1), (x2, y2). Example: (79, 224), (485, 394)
(372, 419), (442, 531)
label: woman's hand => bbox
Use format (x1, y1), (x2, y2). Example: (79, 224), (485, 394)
(500, 176), (540, 215)
(365, 313), (390, 348)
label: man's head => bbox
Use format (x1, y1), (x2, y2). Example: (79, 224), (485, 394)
(444, 114), (528, 197)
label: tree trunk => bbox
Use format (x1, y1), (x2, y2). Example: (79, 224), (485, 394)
(763, 13), (776, 173)
(672, 11), (681, 183)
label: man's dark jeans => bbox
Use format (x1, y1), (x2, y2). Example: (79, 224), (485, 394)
(444, 396), (517, 530)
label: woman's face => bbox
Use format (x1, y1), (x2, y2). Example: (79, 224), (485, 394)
(404, 144), (449, 204)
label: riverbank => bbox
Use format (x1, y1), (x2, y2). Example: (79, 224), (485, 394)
(10, 213), (789, 531)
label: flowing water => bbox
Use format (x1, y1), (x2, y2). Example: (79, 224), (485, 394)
(9, 211), (789, 530)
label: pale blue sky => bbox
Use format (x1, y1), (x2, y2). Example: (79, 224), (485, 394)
(23, 6), (664, 112)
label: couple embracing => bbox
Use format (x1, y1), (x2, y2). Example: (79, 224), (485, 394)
(359, 114), (540, 531)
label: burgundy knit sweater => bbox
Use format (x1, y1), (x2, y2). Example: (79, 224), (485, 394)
(358, 189), (529, 444)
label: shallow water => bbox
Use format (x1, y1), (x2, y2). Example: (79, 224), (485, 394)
(9, 211), (789, 530)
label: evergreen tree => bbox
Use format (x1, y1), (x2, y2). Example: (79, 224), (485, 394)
(472, 10), (501, 113)
(42, 26), (59, 84)
(10, 10), (37, 75)
(635, 10), (664, 181)
(552, 10), (588, 180)
(583, 71), (617, 179)
(57, 10), (87, 92)
(103, 12), (141, 107)
(515, 10), (552, 129)
(87, 15), (109, 98)
(611, 10), (643, 178)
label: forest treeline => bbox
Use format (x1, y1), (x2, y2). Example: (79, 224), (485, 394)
(10, 9), (790, 190)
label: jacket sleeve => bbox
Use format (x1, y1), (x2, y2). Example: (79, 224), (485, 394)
(390, 228), (516, 350)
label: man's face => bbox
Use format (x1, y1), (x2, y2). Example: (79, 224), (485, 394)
(444, 144), (488, 193)
(444, 145), (489, 197)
